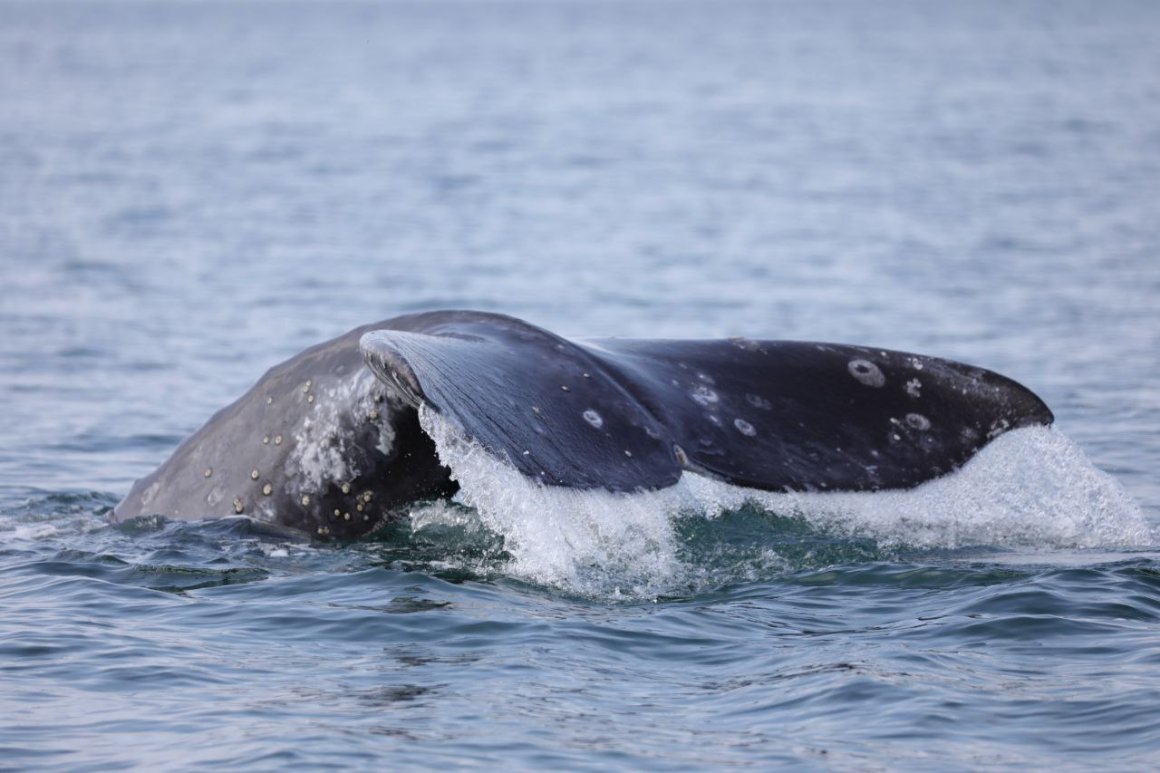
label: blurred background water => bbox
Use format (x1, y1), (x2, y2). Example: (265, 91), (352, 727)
(2, 0), (1159, 768)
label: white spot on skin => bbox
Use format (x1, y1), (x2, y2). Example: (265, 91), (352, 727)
(582, 409), (604, 429)
(906, 413), (932, 431)
(263, 483), (273, 496)
(203, 467), (213, 479)
(673, 445), (689, 466)
(274, 435), (283, 446)
(734, 418), (757, 437)
(905, 378), (922, 398)
(746, 394), (773, 411)
(848, 359), (886, 388)
(140, 481), (160, 506)
(691, 385), (719, 406)
(250, 469), (259, 480)
(285, 373), (389, 493)
(233, 497), (244, 514)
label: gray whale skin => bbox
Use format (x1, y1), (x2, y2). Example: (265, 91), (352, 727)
(114, 310), (1053, 539)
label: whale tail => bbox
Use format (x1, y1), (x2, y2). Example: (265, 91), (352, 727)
(361, 312), (1053, 493)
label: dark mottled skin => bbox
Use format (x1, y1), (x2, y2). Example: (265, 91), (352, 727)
(117, 311), (1053, 539)
(114, 322), (457, 540)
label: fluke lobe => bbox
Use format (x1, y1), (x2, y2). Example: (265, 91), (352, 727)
(114, 310), (1053, 539)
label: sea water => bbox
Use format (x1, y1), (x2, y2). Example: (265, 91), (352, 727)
(2, 0), (1160, 768)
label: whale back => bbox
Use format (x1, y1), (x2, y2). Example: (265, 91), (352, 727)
(114, 324), (456, 538)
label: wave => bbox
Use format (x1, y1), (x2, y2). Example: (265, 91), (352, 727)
(418, 405), (1152, 598)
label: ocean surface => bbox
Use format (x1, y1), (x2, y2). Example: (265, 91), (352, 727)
(3, 0), (1160, 768)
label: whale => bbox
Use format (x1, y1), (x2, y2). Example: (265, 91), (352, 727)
(114, 310), (1054, 539)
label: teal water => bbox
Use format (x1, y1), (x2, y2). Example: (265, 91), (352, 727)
(2, 1), (1160, 768)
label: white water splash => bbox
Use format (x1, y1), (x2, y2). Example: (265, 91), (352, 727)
(419, 405), (697, 596)
(418, 405), (1152, 596)
(773, 427), (1152, 550)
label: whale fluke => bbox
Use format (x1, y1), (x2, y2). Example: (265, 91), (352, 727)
(116, 310), (1053, 538)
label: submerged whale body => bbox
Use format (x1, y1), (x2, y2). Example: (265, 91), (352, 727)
(114, 310), (1053, 539)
